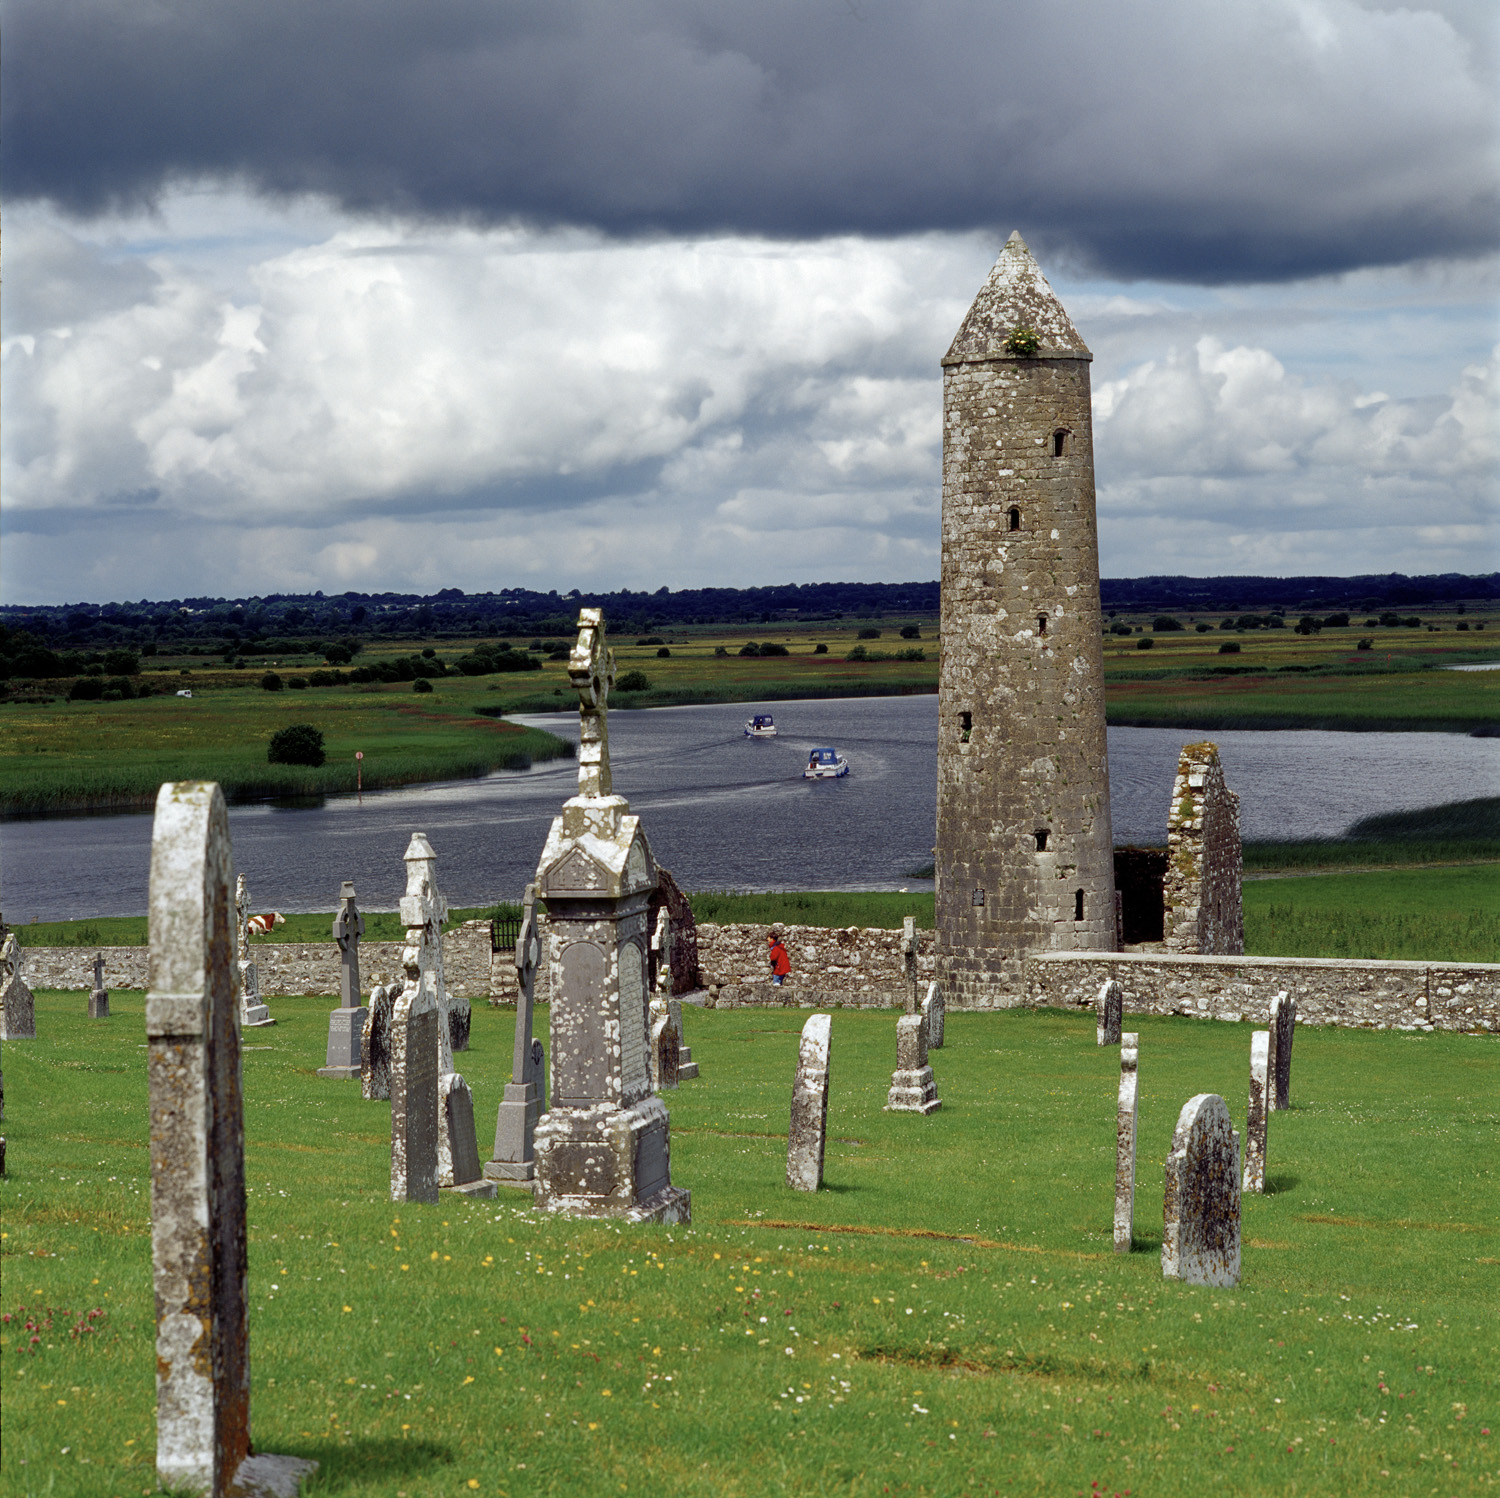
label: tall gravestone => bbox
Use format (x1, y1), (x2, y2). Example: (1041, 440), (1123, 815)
(921, 980), (945, 1049)
(531, 609), (690, 1224)
(1114, 1033), (1139, 1252)
(146, 782), (316, 1498)
(1097, 978), (1122, 1046)
(0, 931), (36, 1040)
(234, 876), (275, 1028)
(885, 1014), (941, 1114)
(935, 232), (1118, 1007)
(1162, 1093), (1241, 1287)
(901, 917), (920, 1014)
(786, 1013), (832, 1191)
(486, 884), (547, 1188)
(389, 978), (438, 1205)
(1268, 991), (1296, 1111)
(1243, 1031), (1270, 1194)
(89, 952), (111, 1019)
(648, 906), (682, 1090)
(361, 983), (395, 1100)
(319, 882), (368, 1080)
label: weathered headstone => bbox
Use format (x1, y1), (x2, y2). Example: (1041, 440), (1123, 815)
(89, 951), (111, 1019)
(147, 782), (316, 1498)
(234, 876), (275, 1028)
(361, 982), (395, 1100)
(389, 973), (439, 1205)
(650, 1009), (681, 1090)
(648, 905), (682, 1090)
(1162, 1093), (1241, 1287)
(0, 931), (36, 1040)
(1243, 1030), (1270, 1194)
(885, 1013), (941, 1114)
(486, 885), (546, 1188)
(319, 882), (369, 1080)
(901, 916), (920, 1014)
(441, 1074), (493, 1196)
(1268, 990), (1296, 1111)
(532, 608), (690, 1223)
(786, 1012), (832, 1191)
(921, 979), (944, 1049)
(1114, 1032), (1139, 1252)
(1097, 978), (1122, 1046)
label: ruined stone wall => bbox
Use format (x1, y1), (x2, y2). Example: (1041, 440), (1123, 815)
(1023, 951), (1498, 1034)
(22, 920), (494, 999)
(936, 242), (1116, 1011)
(1163, 743), (1243, 955)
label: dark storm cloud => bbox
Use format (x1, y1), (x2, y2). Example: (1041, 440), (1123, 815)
(4, 0), (1495, 281)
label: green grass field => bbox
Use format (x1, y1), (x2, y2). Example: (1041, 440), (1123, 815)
(2, 613), (1493, 814)
(2, 994), (1495, 1497)
(1243, 865), (1499, 964)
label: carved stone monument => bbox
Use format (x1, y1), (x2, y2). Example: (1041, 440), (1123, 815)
(648, 906), (683, 1090)
(234, 876), (275, 1028)
(1114, 1033), (1139, 1252)
(0, 931), (36, 1040)
(1162, 1093), (1241, 1287)
(1163, 743), (1244, 955)
(531, 609), (690, 1223)
(921, 980), (945, 1049)
(89, 952), (110, 1019)
(885, 1013), (941, 1114)
(787, 1013), (832, 1191)
(319, 882), (368, 1080)
(1097, 978), (1122, 1046)
(146, 782), (316, 1498)
(361, 983), (395, 1100)
(1268, 990), (1296, 1111)
(901, 916), (920, 1014)
(389, 975), (438, 1205)
(1244, 1030), (1270, 1194)
(486, 885), (547, 1188)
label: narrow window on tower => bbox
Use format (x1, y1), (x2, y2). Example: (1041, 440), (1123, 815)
(1052, 429), (1068, 457)
(1008, 506), (1021, 531)
(1037, 615), (1048, 636)
(1034, 830), (1049, 852)
(1074, 889), (1085, 921)
(959, 711), (972, 743)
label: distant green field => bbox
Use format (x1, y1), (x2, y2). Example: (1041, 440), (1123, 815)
(3, 995), (1495, 1498)
(1244, 865), (1499, 963)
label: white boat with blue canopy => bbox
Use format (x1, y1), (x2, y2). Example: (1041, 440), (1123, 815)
(744, 714), (779, 738)
(803, 747), (849, 779)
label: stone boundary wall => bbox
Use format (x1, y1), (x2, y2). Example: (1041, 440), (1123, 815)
(20, 920), (494, 1000)
(1023, 951), (1498, 1034)
(695, 922), (936, 995)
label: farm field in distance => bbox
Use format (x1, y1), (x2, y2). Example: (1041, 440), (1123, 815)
(2, 996), (1494, 1498)
(0, 609), (1494, 814)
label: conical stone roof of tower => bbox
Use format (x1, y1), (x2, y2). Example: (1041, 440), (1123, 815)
(943, 231), (1090, 364)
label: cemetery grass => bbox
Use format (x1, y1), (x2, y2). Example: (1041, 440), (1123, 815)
(4, 996), (1497, 1498)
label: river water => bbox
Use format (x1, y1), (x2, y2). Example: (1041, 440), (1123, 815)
(3, 696), (1495, 922)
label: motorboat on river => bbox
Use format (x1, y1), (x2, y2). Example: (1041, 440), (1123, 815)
(744, 714), (779, 738)
(803, 747), (850, 779)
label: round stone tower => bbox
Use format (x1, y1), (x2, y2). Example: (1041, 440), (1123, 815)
(936, 232), (1117, 1006)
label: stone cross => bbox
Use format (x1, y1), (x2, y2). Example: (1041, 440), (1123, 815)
(786, 1013), (832, 1191)
(1268, 991), (1296, 1110)
(1244, 1030), (1270, 1194)
(651, 906), (672, 995)
(401, 834), (453, 1075)
(89, 951), (110, 1020)
(901, 917), (919, 1013)
(885, 1013), (941, 1114)
(319, 882), (369, 1081)
(234, 875), (274, 1028)
(1097, 978), (1122, 1046)
(0, 931), (36, 1041)
(921, 980), (944, 1049)
(486, 885), (546, 1187)
(531, 608), (689, 1223)
(1162, 1093), (1241, 1287)
(146, 781), (316, 1498)
(569, 606), (616, 798)
(1114, 1033), (1139, 1252)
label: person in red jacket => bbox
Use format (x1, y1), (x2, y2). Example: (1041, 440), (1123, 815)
(767, 932), (791, 987)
